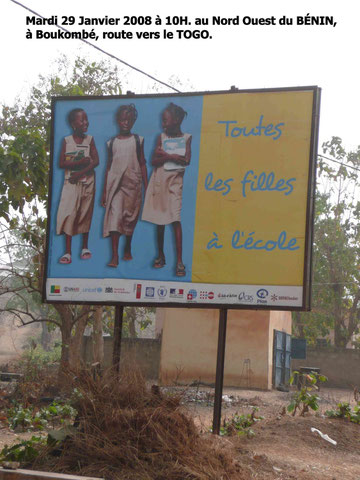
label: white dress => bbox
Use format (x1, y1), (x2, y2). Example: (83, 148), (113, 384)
(56, 135), (95, 236)
(142, 133), (190, 225)
(103, 135), (143, 237)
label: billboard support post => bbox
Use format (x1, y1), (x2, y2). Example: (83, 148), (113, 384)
(112, 305), (124, 374)
(212, 308), (228, 435)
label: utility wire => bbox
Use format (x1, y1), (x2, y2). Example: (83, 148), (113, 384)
(10, 0), (182, 93)
(313, 282), (359, 286)
(318, 154), (360, 173)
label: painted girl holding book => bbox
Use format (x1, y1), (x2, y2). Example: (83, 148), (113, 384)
(142, 103), (192, 277)
(56, 108), (99, 264)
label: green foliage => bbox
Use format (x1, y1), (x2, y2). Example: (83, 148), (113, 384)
(220, 408), (263, 437)
(6, 405), (35, 431)
(40, 401), (77, 424)
(0, 56), (124, 374)
(0, 55), (122, 221)
(0, 436), (46, 463)
(102, 306), (155, 338)
(293, 137), (360, 347)
(16, 344), (61, 382)
(325, 401), (360, 424)
(287, 371), (327, 416)
(6, 401), (77, 432)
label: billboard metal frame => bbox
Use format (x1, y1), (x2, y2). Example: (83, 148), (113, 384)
(43, 86), (321, 311)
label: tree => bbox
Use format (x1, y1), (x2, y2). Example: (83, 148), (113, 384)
(101, 306), (155, 339)
(0, 209), (95, 374)
(0, 56), (123, 375)
(92, 306), (104, 365)
(0, 55), (122, 220)
(293, 137), (360, 348)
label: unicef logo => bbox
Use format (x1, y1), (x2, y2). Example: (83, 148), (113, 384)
(257, 289), (269, 299)
(97, 287), (103, 293)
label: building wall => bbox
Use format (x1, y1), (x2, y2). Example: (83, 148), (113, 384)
(155, 308), (165, 338)
(159, 309), (219, 385)
(81, 336), (161, 380)
(80, 309), (292, 390)
(159, 308), (291, 390)
(224, 310), (270, 389)
(292, 347), (360, 388)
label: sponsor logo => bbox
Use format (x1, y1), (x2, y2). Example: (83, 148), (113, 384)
(187, 289), (197, 301)
(103, 287), (127, 295)
(238, 292), (254, 303)
(113, 287), (130, 294)
(271, 295), (299, 302)
(200, 291), (214, 300)
(63, 286), (80, 293)
(97, 287), (102, 293)
(170, 288), (184, 299)
(136, 284), (142, 299)
(50, 285), (61, 294)
(83, 287), (98, 293)
(157, 286), (167, 299)
(218, 293), (237, 299)
(257, 289), (269, 299)
(145, 287), (155, 298)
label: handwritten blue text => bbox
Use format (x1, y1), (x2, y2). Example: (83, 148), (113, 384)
(231, 230), (300, 251)
(241, 170), (296, 197)
(218, 115), (285, 141)
(204, 171), (296, 197)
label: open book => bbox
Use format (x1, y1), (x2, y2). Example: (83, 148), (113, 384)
(163, 137), (187, 171)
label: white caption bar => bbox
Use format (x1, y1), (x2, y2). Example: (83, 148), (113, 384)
(47, 278), (303, 307)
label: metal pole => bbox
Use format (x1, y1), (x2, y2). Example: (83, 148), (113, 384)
(212, 308), (228, 435)
(112, 305), (124, 373)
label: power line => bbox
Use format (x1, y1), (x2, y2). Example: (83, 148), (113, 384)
(313, 282), (359, 286)
(318, 154), (360, 173)
(10, 0), (181, 93)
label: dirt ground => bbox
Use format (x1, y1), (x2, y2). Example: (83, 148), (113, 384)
(183, 386), (360, 479)
(0, 385), (359, 479)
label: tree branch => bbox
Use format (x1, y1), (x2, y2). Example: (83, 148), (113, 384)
(1, 307), (61, 328)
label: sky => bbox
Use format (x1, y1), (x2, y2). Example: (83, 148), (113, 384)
(1, 0), (360, 152)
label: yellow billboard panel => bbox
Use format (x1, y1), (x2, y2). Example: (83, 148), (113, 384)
(193, 90), (315, 288)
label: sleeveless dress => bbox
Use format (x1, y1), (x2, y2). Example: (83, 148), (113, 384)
(56, 134), (95, 236)
(142, 133), (191, 225)
(103, 135), (143, 237)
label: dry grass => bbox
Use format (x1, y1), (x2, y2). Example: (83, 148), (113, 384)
(34, 368), (244, 480)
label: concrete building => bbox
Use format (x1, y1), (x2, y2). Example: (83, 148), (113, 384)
(158, 308), (291, 390)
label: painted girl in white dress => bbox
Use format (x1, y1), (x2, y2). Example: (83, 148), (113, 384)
(102, 104), (148, 267)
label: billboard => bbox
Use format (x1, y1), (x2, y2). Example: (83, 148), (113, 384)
(44, 87), (320, 310)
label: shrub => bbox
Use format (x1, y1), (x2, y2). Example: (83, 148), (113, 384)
(326, 401), (360, 424)
(16, 344), (61, 382)
(0, 436), (46, 463)
(6, 401), (77, 432)
(287, 371), (327, 416)
(220, 407), (263, 437)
